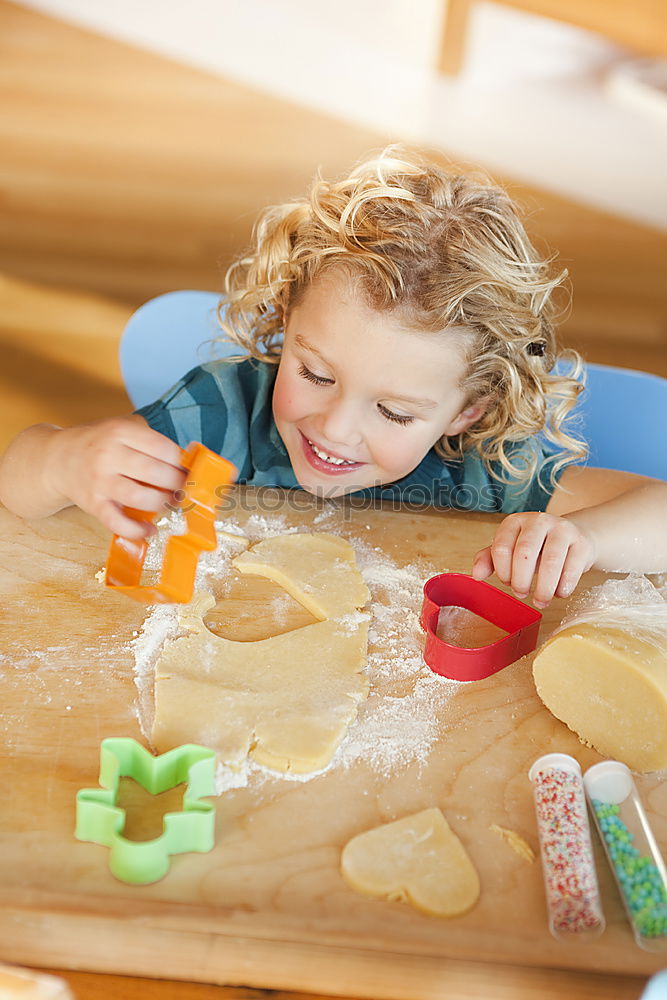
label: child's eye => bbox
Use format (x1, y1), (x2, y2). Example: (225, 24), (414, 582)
(298, 363), (333, 386)
(378, 404), (415, 426)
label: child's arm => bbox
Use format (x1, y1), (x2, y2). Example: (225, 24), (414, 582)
(0, 416), (186, 539)
(471, 468), (667, 607)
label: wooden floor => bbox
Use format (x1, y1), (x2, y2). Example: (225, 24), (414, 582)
(0, 3), (663, 998)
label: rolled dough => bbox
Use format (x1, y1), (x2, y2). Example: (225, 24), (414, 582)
(341, 808), (480, 918)
(152, 532), (370, 773)
(533, 623), (667, 772)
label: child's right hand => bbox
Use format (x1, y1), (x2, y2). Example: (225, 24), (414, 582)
(47, 416), (187, 540)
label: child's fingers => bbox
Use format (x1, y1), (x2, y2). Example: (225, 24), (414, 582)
(478, 514), (596, 608)
(120, 447), (187, 493)
(485, 519), (522, 585)
(509, 515), (564, 599)
(554, 541), (594, 600)
(109, 417), (186, 471)
(111, 475), (177, 515)
(129, 432), (185, 473)
(531, 532), (574, 607)
(488, 515), (539, 592)
(95, 499), (152, 540)
(524, 529), (594, 608)
(471, 547), (494, 580)
(471, 548), (493, 579)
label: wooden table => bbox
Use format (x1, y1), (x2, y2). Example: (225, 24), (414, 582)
(0, 492), (662, 999)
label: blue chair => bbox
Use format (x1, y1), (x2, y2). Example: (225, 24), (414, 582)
(563, 362), (667, 479)
(121, 291), (667, 480)
(120, 290), (242, 410)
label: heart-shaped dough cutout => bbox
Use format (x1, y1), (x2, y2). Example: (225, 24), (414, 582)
(341, 807), (480, 918)
(151, 532), (370, 774)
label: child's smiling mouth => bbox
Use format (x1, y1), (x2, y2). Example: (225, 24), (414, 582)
(298, 431), (365, 475)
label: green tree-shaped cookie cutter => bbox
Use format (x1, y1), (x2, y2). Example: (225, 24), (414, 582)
(75, 737), (217, 885)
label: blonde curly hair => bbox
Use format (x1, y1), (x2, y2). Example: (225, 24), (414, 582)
(218, 145), (587, 488)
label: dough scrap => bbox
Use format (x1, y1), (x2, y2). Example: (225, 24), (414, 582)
(0, 964), (73, 999)
(152, 532), (370, 773)
(533, 623), (667, 772)
(489, 824), (535, 863)
(341, 808), (480, 918)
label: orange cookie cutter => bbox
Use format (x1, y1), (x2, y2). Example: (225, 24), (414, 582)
(105, 442), (237, 604)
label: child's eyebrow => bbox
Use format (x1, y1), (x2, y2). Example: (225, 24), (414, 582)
(294, 333), (327, 363)
(385, 394), (438, 410)
(294, 334), (438, 410)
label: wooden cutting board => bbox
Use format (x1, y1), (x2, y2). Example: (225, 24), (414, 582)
(1, 490), (665, 996)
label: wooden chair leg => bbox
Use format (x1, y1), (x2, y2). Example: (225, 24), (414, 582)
(437, 0), (473, 76)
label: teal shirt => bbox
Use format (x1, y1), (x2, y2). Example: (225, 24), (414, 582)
(136, 359), (561, 513)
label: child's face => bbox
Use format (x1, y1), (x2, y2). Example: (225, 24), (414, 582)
(272, 271), (483, 498)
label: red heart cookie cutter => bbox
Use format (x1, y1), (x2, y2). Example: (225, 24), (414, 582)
(420, 573), (542, 682)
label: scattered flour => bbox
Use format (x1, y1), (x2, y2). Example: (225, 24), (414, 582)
(312, 503), (338, 525)
(269, 593), (293, 627)
(130, 513), (461, 795)
(335, 611), (371, 636)
(131, 604), (181, 737)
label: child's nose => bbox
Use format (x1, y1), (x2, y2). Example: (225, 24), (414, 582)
(319, 398), (363, 448)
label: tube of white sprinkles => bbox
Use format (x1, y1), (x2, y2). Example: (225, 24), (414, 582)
(529, 753), (605, 939)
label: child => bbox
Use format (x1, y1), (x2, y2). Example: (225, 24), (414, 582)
(1, 146), (665, 608)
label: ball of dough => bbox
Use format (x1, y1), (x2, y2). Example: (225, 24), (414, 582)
(533, 624), (667, 772)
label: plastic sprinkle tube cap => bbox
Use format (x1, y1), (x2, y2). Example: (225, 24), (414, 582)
(529, 752), (582, 784)
(583, 760), (634, 806)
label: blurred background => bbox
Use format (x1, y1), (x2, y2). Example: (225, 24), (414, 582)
(1, 0), (666, 453)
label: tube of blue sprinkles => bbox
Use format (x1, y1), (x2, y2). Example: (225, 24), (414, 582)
(584, 760), (667, 951)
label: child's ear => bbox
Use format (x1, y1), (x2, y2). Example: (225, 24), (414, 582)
(444, 399), (489, 436)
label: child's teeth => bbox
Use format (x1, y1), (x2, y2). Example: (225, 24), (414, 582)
(308, 440), (355, 465)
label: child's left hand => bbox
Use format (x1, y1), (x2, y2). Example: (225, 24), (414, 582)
(471, 512), (596, 608)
